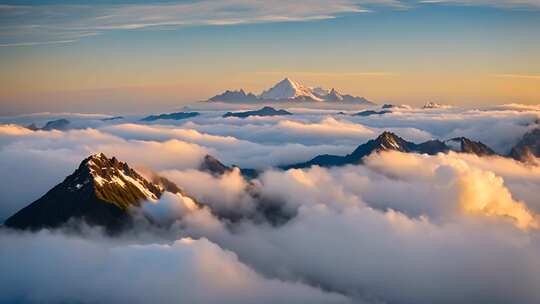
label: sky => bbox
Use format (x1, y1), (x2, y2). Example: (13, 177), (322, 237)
(0, 0), (539, 115)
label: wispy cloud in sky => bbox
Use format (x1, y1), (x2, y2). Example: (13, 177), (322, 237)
(2, 0), (539, 47)
(0, 0), (382, 46)
(420, 0), (540, 9)
(491, 74), (540, 80)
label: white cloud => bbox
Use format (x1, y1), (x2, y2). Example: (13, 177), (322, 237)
(181, 151), (540, 303)
(0, 230), (350, 304)
(1, 106), (540, 304)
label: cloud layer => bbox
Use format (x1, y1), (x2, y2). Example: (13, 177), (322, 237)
(0, 231), (349, 304)
(1, 105), (540, 303)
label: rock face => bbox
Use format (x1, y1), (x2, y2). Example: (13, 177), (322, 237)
(141, 112), (199, 122)
(199, 155), (232, 176)
(26, 119), (71, 131)
(4, 153), (166, 232)
(209, 89), (258, 102)
(42, 119), (71, 131)
(283, 131), (495, 169)
(445, 137), (495, 156)
(353, 110), (391, 117)
(510, 128), (540, 162)
(101, 116), (124, 121)
(223, 106), (292, 118)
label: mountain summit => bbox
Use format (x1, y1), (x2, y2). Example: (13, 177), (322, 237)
(4, 153), (168, 232)
(509, 128), (540, 162)
(282, 131), (495, 169)
(208, 78), (375, 104)
(260, 78), (323, 101)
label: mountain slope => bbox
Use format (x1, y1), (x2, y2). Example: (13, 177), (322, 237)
(141, 112), (199, 122)
(209, 89), (258, 102)
(4, 153), (166, 232)
(510, 128), (540, 162)
(260, 78), (323, 101)
(223, 106), (292, 118)
(26, 119), (71, 131)
(283, 132), (495, 169)
(199, 154), (232, 176)
(445, 137), (495, 156)
(354, 110), (391, 117)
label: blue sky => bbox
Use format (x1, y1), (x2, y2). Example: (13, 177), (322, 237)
(0, 0), (539, 114)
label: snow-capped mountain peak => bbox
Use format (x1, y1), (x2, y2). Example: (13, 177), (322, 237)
(3, 153), (183, 232)
(208, 77), (375, 104)
(82, 153), (163, 204)
(260, 78), (323, 101)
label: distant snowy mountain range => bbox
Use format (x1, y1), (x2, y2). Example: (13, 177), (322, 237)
(208, 78), (375, 105)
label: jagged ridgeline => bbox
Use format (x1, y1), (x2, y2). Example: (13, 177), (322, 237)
(283, 131), (496, 169)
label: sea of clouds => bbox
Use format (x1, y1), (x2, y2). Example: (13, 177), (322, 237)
(1, 104), (539, 303)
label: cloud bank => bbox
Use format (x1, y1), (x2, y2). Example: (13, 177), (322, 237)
(1, 105), (540, 303)
(0, 231), (349, 304)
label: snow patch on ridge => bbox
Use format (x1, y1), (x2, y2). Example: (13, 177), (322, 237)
(260, 78), (323, 101)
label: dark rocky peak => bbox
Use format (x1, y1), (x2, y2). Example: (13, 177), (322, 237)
(510, 128), (540, 162)
(223, 106), (292, 118)
(25, 119), (71, 131)
(141, 112), (199, 122)
(25, 123), (39, 131)
(199, 154), (231, 176)
(282, 132), (498, 170)
(372, 131), (410, 151)
(101, 116), (124, 121)
(4, 153), (170, 232)
(42, 119), (70, 131)
(416, 140), (449, 154)
(445, 137), (495, 156)
(82, 153), (163, 207)
(209, 89), (258, 102)
(354, 110), (391, 117)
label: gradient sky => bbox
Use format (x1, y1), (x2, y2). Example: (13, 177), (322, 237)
(0, 0), (539, 115)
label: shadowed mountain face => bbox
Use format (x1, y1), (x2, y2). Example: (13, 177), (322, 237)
(141, 112), (199, 122)
(199, 154), (232, 176)
(223, 106), (292, 118)
(209, 89), (258, 102)
(353, 110), (391, 117)
(199, 154), (258, 179)
(445, 137), (495, 156)
(282, 131), (495, 169)
(26, 119), (71, 131)
(510, 128), (540, 162)
(4, 153), (166, 232)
